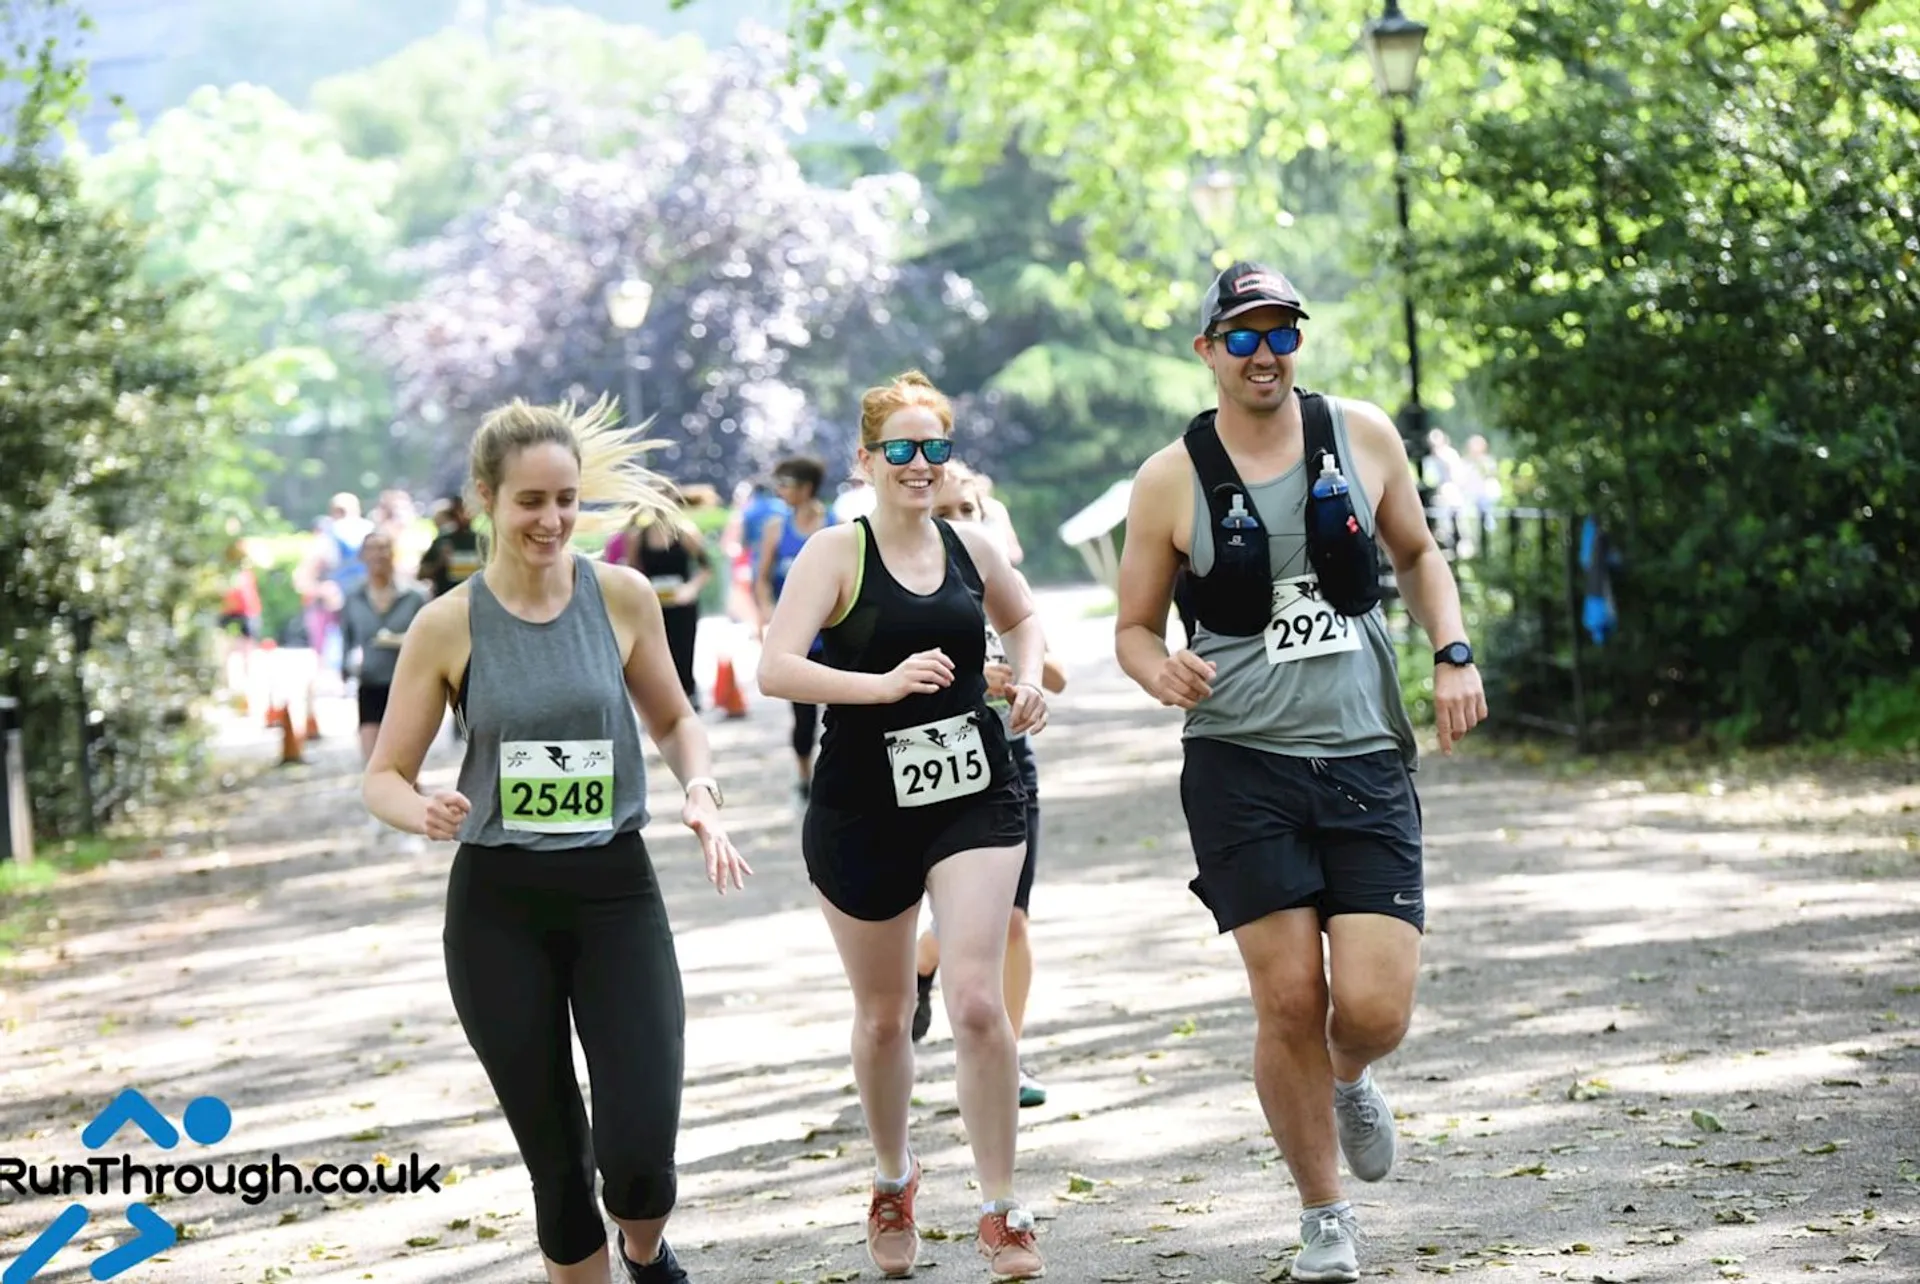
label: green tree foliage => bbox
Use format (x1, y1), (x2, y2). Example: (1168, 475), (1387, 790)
(771, 0), (1408, 326)
(856, 151), (1211, 580)
(311, 9), (710, 245)
(357, 30), (964, 492)
(1427, 0), (1920, 741)
(759, 0), (1920, 740)
(0, 0), (89, 154)
(3, 1), (256, 836)
(78, 83), (414, 520)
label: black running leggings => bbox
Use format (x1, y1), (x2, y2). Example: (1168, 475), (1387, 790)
(443, 832), (686, 1265)
(791, 700), (820, 759)
(660, 604), (700, 706)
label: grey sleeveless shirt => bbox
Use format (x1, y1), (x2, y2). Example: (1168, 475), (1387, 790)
(454, 555), (650, 849)
(1182, 399), (1418, 767)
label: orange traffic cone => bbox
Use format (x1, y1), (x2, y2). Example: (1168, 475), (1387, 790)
(714, 655), (749, 719)
(274, 701), (304, 765)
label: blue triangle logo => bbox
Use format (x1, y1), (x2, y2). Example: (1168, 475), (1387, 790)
(79, 1089), (178, 1151)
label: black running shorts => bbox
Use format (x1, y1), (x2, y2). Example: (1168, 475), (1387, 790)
(804, 775), (1029, 922)
(357, 682), (392, 729)
(1179, 738), (1425, 934)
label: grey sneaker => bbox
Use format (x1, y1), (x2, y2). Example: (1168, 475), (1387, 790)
(1290, 1206), (1359, 1283)
(1334, 1070), (1396, 1182)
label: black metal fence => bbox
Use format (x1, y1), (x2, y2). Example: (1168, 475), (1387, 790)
(1383, 504), (1593, 749)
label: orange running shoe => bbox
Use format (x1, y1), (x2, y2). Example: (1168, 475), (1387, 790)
(977, 1205), (1044, 1280)
(867, 1155), (922, 1277)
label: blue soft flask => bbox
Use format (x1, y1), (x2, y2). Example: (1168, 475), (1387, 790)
(1304, 456), (1380, 617)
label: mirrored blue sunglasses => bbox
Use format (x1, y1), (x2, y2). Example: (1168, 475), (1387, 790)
(878, 438), (954, 466)
(1216, 326), (1303, 358)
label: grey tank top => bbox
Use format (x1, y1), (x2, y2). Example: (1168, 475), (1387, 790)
(454, 555), (650, 849)
(1183, 399), (1418, 766)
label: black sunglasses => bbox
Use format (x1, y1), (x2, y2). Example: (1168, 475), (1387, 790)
(1213, 326), (1303, 358)
(876, 438), (954, 466)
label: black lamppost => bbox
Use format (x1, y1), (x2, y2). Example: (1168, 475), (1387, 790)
(1188, 168), (1240, 250)
(604, 273), (653, 426)
(1362, 0), (1433, 496)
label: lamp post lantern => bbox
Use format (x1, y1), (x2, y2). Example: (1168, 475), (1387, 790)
(1188, 169), (1240, 243)
(605, 274), (653, 425)
(1362, 0), (1433, 499)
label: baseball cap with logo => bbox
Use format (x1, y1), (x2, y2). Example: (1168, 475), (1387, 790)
(1199, 260), (1311, 333)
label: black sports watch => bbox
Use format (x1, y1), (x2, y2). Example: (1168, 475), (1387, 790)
(1434, 641), (1475, 668)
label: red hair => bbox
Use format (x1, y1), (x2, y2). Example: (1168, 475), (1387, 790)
(859, 369), (953, 446)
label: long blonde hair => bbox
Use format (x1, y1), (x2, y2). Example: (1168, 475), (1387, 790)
(469, 394), (677, 564)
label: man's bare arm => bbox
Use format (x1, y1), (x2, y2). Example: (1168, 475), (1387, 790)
(1115, 449), (1215, 709)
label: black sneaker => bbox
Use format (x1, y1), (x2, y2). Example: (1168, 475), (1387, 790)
(617, 1232), (690, 1283)
(911, 970), (935, 1043)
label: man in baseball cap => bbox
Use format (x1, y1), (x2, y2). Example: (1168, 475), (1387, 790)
(1111, 252), (1487, 1284)
(1199, 260), (1312, 333)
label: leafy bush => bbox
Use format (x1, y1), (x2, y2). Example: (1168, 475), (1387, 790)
(1, 129), (253, 836)
(1426, 1), (1920, 744)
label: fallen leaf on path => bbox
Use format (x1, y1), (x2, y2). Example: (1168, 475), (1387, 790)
(1841, 1243), (1885, 1263)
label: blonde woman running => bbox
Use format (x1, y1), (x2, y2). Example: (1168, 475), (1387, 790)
(363, 396), (752, 1284)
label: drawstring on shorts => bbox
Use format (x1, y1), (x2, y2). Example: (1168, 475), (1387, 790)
(1310, 757), (1370, 812)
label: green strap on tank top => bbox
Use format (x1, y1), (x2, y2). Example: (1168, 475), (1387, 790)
(826, 519), (867, 628)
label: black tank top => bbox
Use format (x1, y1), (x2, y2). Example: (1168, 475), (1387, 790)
(636, 529), (694, 594)
(812, 517), (1015, 811)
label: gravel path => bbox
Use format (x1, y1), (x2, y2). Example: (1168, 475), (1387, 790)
(2, 591), (1915, 1283)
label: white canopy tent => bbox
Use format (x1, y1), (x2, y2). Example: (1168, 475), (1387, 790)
(1056, 478), (1134, 592)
